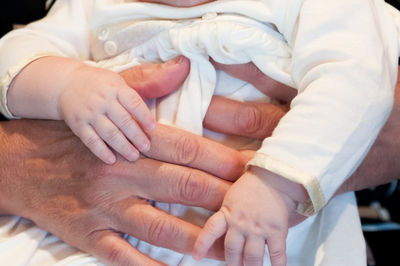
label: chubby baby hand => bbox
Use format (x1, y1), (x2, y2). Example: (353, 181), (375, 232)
(193, 167), (306, 266)
(59, 65), (155, 164)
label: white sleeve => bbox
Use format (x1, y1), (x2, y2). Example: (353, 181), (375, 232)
(0, 0), (94, 118)
(249, 0), (399, 215)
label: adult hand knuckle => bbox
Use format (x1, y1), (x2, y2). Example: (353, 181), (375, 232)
(174, 135), (200, 165)
(217, 153), (247, 181)
(105, 242), (125, 264)
(264, 106), (285, 136)
(83, 164), (121, 207)
(175, 171), (207, 203)
(147, 215), (176, 245)
(234, 105), (262, 136)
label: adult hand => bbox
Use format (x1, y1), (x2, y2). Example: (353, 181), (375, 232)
(0, 59), (248, 265)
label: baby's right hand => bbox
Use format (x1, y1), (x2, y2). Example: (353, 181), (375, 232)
(59, 64), (155, 164)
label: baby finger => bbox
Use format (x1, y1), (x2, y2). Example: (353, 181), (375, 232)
(118, 88), (156, 132)
(243, 236), (265, 266)
(224, 229), (245, 266)
(107, 103), (151, 152)
(266, 231), (287, 266)
(193, 211), (227, 261)
(77, 125), (116, 164)
(93, 117), (139, 162)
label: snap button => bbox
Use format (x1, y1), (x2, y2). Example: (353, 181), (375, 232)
(104, 41), (118, 56)
(97, 26), (109, 41)
(202, 12), (218, 20)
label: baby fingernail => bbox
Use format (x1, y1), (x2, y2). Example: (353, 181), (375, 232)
(128, 150), (140, 161)
(106, 156), (116, 164)
(140, 141), (151, 152)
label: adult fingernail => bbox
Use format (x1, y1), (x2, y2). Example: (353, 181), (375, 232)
(166, 56), (184, 65)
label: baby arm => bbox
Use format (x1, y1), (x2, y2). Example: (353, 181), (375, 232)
(8, 56), (155, 164)
(193, 167), (307, 266)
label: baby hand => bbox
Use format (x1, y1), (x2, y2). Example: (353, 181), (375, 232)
(59, 65), (155, 164)
(193, 167), (305, 266)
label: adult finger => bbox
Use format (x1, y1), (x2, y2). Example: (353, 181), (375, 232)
(119, 56), (190, 100)
(243, 236), (265, 266)
(144, 123), (248, 181)
(212, 60), (296, 103)
(204, 96), (288, 140)
(103, 157), (230, 211)
(111, 198), (225, 260)
(87, 230), (166, 266)
(136, 0), (213, 7)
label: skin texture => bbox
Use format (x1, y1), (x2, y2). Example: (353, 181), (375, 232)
(1, 60), (400, 265)
(1, 0), (399, 263)
(0, 119), (241, 265)
(2, 56), (253, 265)
(193, 168), (299, 266)
(1, 59), (255, 263)
(193, 62), (306, 266)
(8, 57), (192, 164)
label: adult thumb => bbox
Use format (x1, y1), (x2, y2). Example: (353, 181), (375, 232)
(119, 56), (190, 100)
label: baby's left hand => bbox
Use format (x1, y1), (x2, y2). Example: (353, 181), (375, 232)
(193, 167), (301, 266)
